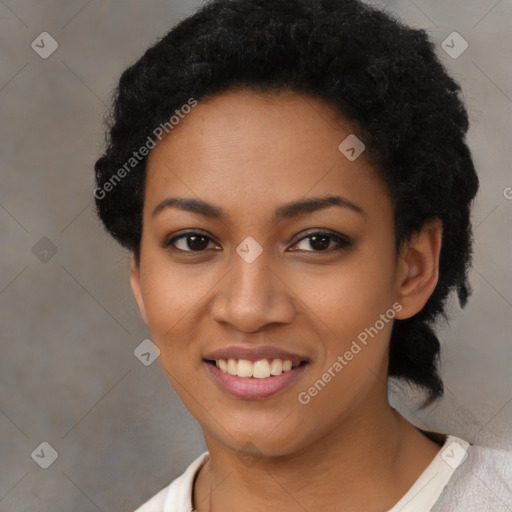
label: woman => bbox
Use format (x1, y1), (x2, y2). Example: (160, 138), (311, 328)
(93, 0), (511, 510)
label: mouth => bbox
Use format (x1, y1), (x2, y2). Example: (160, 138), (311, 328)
(202, 347), (311, 399)
(203, 357), (309, 379)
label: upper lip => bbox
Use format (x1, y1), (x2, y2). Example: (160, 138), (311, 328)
(203, 345), (310, 365)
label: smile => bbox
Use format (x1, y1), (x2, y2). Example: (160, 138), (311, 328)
(209, 358), (304, 378)
(204, 358), (310, 400)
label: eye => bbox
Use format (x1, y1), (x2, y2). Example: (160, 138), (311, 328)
(162, 231), (220, 252)
(162, 229), (352, 254)
(289, 230), (352, 252)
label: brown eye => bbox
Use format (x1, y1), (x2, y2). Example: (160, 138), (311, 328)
(163, 231), (219, 252)
(289, 230), (351, 253)
(183, 234), (210, 251)
(306, 234), (330, 251)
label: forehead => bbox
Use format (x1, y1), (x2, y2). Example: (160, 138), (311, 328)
(144, 89), (390, 222)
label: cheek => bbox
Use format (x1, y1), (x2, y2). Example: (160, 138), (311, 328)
(293, 268), (396, 425)
(141, 250), (216, 329)
(291, 247), (397, 340)
(138, 254), (216, 376)
(289, 245), (397, 398)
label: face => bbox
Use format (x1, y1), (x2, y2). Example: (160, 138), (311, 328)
(130, 89), (437, 457)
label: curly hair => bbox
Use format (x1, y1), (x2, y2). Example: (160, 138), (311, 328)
(94, 0), (479, 407)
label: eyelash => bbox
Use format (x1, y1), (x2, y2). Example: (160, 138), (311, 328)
(161, 229), (352, 255)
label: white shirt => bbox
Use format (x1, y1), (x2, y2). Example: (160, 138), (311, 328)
(133, 435), (512, 511)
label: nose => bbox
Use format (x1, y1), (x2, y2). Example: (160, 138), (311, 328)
(210, 248), (296, 333)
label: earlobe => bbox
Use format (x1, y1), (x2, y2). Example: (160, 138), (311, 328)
(129, 253), (148, 325)
(395, 218), (443, 320)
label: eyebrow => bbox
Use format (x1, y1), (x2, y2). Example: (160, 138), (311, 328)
(151, 195), (365, 222)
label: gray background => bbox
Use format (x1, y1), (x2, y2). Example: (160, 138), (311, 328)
(0, 1), (511, 510)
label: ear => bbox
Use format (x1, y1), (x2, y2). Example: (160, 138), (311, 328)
(129, 253), (148, 324)
(394, 217), (443, 320)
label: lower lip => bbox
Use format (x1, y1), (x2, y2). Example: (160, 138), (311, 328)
(204, 361), (309, 400)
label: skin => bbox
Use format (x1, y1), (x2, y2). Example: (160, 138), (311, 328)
(130, 88), (444, 512)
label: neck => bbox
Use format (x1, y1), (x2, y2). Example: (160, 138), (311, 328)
(194, 397), (441, 512)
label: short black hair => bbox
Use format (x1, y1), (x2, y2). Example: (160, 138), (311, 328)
(94, 0), (479, 407)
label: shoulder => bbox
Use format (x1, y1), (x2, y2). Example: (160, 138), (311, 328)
(433, 441), (512, 511)
(133, 485), (169, 512)
(133, 452), (210, 512)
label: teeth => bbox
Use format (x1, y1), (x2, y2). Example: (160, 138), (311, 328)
(270, 359), (282, 375)
(253, 359), (270, 379)
(237, 359), (253, 378)
(227, 358), (238, 376)
(213, 358), (301, 378)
